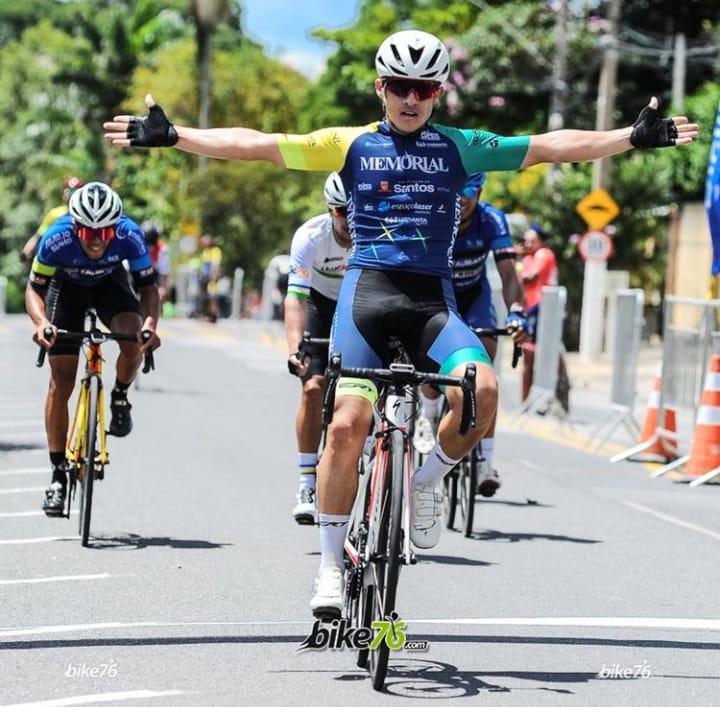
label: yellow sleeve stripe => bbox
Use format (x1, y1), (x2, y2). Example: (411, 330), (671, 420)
(32, 259), (56, 276)
(278, 124), (378, 172)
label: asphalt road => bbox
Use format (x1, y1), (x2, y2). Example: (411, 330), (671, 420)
(1, 314), (719, 706)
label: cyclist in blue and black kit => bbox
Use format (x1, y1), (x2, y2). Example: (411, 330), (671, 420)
(26, 182), (161, 516)
(415, 171), (525, 497)
(104, 28), (698, 617)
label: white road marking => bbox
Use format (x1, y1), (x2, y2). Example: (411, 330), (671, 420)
(2, 616), (720, 639)
(0, 487), (46, 495)
(0, 449), (46, 457)
(623, 500), (720, 542)
(0, 468), (47, 477)
(0, 574), (112, 586)
(3, 690), (185, 707)
(515, 458), (543, 471)
(0, 536), (75, 545)
(0, 420), (43, 428)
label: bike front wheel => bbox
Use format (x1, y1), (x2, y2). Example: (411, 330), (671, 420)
(459, 455), (477, 538)
(366, 429), (405, 691)
(79, 376), (99, 547)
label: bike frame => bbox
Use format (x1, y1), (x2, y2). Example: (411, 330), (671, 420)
(65, 334), (108, 473)
(345, 386), (414, 593)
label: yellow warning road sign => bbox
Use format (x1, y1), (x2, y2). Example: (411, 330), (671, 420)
(576, 188), (620, 230)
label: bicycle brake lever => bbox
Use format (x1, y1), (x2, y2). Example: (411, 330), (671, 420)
(141, 331), (154, 373)
(459, 363), (477, 435)
(36, 327), (54, 367)
(512, 342), (521, 369)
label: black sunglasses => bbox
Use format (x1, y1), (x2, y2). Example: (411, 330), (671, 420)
(383, 78), (440, 101)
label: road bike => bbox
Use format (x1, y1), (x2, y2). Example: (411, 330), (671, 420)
(443, 327), (521, 537)
(36, 309), (154, 547)
(322, 339), (476, 690)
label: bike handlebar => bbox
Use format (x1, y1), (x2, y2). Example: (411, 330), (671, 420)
(473, 327), (523, 369)
(36, 327), (155, 373)
(322, 353), (477, 435)
(287, 331), (330, 376)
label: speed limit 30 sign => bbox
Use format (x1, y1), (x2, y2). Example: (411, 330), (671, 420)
(578, 230), (613, 262)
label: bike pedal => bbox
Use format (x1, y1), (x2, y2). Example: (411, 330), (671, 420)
(406, 553), (417, 565)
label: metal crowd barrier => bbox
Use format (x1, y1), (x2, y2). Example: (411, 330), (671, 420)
(611, 295), (720, 474)
(515, 286), (567, 426)
(587, 289), (644, 451)
(0, 275), (6, 316)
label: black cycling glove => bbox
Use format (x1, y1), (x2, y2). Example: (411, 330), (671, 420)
(127, 104), (179, 147)
(630, 103), (678, 149)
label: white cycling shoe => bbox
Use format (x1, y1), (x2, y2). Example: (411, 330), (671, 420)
(410, 482), (443, 549)
(292, 488), (317, 526)
(310, 566), (345, 619)
(413, 415), (438, 456)
(477, 460), (501, 498)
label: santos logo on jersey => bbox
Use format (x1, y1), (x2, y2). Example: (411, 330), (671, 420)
(359, 156), (449, 174)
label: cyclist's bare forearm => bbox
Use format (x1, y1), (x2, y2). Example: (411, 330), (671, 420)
(25, 283), (49, 328)
(284, 295), (307, 354)
(497, 259), (525, 311)
(138, 285), (161, 330)
(175, 126), (285, 165)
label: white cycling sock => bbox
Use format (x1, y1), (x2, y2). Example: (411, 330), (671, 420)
(481, 438), (495, 465)
(318, 514), (349, 570)
(419, 391), (443, 421)
(298, 452), (317, 491)
(412, 443), (461, 489)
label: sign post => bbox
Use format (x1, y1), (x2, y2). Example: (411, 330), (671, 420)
(576, 188), (619, 360)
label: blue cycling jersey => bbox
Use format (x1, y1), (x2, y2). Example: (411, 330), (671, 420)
(277, 121), (530, 278)
(31, 214), (153, 287)
(452, 202), (514, 292)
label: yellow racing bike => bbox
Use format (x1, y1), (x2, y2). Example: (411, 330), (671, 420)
(37, 309), (154, 547)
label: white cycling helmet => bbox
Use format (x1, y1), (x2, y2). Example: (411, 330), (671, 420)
(323, 172), (348, 208)
(375, 30), (450, 83)
(69, 182), (123, 228)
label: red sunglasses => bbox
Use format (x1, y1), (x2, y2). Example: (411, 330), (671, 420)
(383, 78), (441, 101)
(75, 224), (116, 242)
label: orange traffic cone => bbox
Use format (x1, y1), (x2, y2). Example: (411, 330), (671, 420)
(636, 363), (678, 461)
(686, 355), (720, 479)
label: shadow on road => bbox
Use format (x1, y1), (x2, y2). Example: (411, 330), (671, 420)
(87, 533), (232, 550)
(470, 529), (600, 544)
(416, 554), (494, 567)
(477, 498), (554, 509)
(0, 441), (44, 452)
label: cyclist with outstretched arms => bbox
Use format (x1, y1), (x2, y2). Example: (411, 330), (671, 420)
(286, 173), (352, 524)
(104, 29), (698, 617)
(26, 183), (161, 516)
(415, 171), (525, 496)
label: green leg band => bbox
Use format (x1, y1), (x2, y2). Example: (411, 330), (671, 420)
(336, 377), (379, 405)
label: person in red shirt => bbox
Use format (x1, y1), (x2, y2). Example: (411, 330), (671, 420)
(520, 224), (568, 407)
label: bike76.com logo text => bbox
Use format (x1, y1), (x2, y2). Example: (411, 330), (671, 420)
(299, 612), (429, 652)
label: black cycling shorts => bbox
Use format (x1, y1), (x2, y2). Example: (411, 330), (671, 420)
(331, 268), (490, 374)
(44, 268), (141, 356)
(304, 289), (336, 379)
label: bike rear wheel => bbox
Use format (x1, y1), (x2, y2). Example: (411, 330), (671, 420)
(366, 429), (405, 691)
(79, 376), (99, 547)
(443, 469), (458, 530)
(459, 455), (477, 538)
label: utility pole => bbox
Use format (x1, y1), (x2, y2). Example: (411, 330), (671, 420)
(672, 32), (686, 110)
(548, 0), (569, 132)
(579, 0), (621, 360)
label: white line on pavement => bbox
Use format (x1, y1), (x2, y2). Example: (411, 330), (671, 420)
(0, 421), (43, 428)
(623, 500), (720, 542)
(0, 449), (45, 457)
(0, 510), (76, 518)
(2, 690), (185, 707)
(0, 574), (112, 586)
(0, 468), (47, 477)
(0, 487), (46, 495)
(0, 536), (75, 545)
(3, 616), (720, 638)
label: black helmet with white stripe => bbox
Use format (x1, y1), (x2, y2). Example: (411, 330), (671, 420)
(69, 182), (123, 228)
(375, 30), (450, 83)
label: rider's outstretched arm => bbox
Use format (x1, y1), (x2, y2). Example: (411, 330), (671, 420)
(522, 97), (699, 167)
(104, 95), (284, 165)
